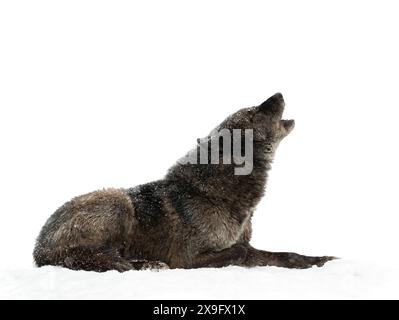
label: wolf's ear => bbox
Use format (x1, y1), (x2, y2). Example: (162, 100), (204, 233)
(259, 92), (285, 118)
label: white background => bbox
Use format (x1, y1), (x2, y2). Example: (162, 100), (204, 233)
(1, 1), (399, 298)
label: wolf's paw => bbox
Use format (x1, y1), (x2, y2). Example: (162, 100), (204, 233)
(269, 252), (337, 269)
(312, 256), (338, 268)
(114, 260), (137, 272)
(148, 261), (170, 270)
(129, 259), (170, 271)
(294, 255), (337, 269)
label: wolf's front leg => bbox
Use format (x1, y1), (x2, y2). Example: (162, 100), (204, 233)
(189, 244), (248, 268)
(242, 245), (335, 269)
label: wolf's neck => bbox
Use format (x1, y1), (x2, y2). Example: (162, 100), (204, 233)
(166, 146), (272, 213)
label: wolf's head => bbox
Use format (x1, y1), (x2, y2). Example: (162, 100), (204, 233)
(176, 93), (294, 176)
(221, 92), (294, 142)
(215, 92), (295, 157)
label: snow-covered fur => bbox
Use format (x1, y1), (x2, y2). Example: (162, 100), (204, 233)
(33, 93), (334, 272)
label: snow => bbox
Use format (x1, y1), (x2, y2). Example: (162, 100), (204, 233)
(1, 259), (398, 299)
(1, 0), (399, 301)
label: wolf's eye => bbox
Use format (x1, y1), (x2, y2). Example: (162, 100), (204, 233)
(246, 110), (255, 122)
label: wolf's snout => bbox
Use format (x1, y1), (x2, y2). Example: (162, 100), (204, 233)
(265, 92), (285, 108)
(259, 93), (285, 119)
(271, 92), (284, 105)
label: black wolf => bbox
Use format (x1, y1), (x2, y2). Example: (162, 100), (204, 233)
(33, 93), (334, 272)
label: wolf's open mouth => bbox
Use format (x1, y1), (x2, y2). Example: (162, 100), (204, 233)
(281, 119), (295, 131)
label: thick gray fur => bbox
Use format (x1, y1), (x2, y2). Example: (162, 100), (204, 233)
(33, 93), (335, 272)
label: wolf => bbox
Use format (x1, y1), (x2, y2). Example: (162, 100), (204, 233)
(33, 93), (335, 272)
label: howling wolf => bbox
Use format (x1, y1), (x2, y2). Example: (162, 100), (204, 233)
(33, 93), (334, 272)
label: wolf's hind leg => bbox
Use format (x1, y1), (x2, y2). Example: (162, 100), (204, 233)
(57, 247), (134, 272)
(58, 247), (169, 272)
(243, 245), (336, 269)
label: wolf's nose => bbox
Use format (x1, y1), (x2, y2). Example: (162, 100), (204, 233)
(268, 92), (285, 106)
(273, 92), (283, 101)
(259, 93), (285, 117)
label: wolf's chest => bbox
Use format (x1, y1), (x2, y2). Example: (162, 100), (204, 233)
(204, 211), (251, 251)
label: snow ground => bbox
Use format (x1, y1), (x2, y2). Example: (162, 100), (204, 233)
(1, 259), (398, 299)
